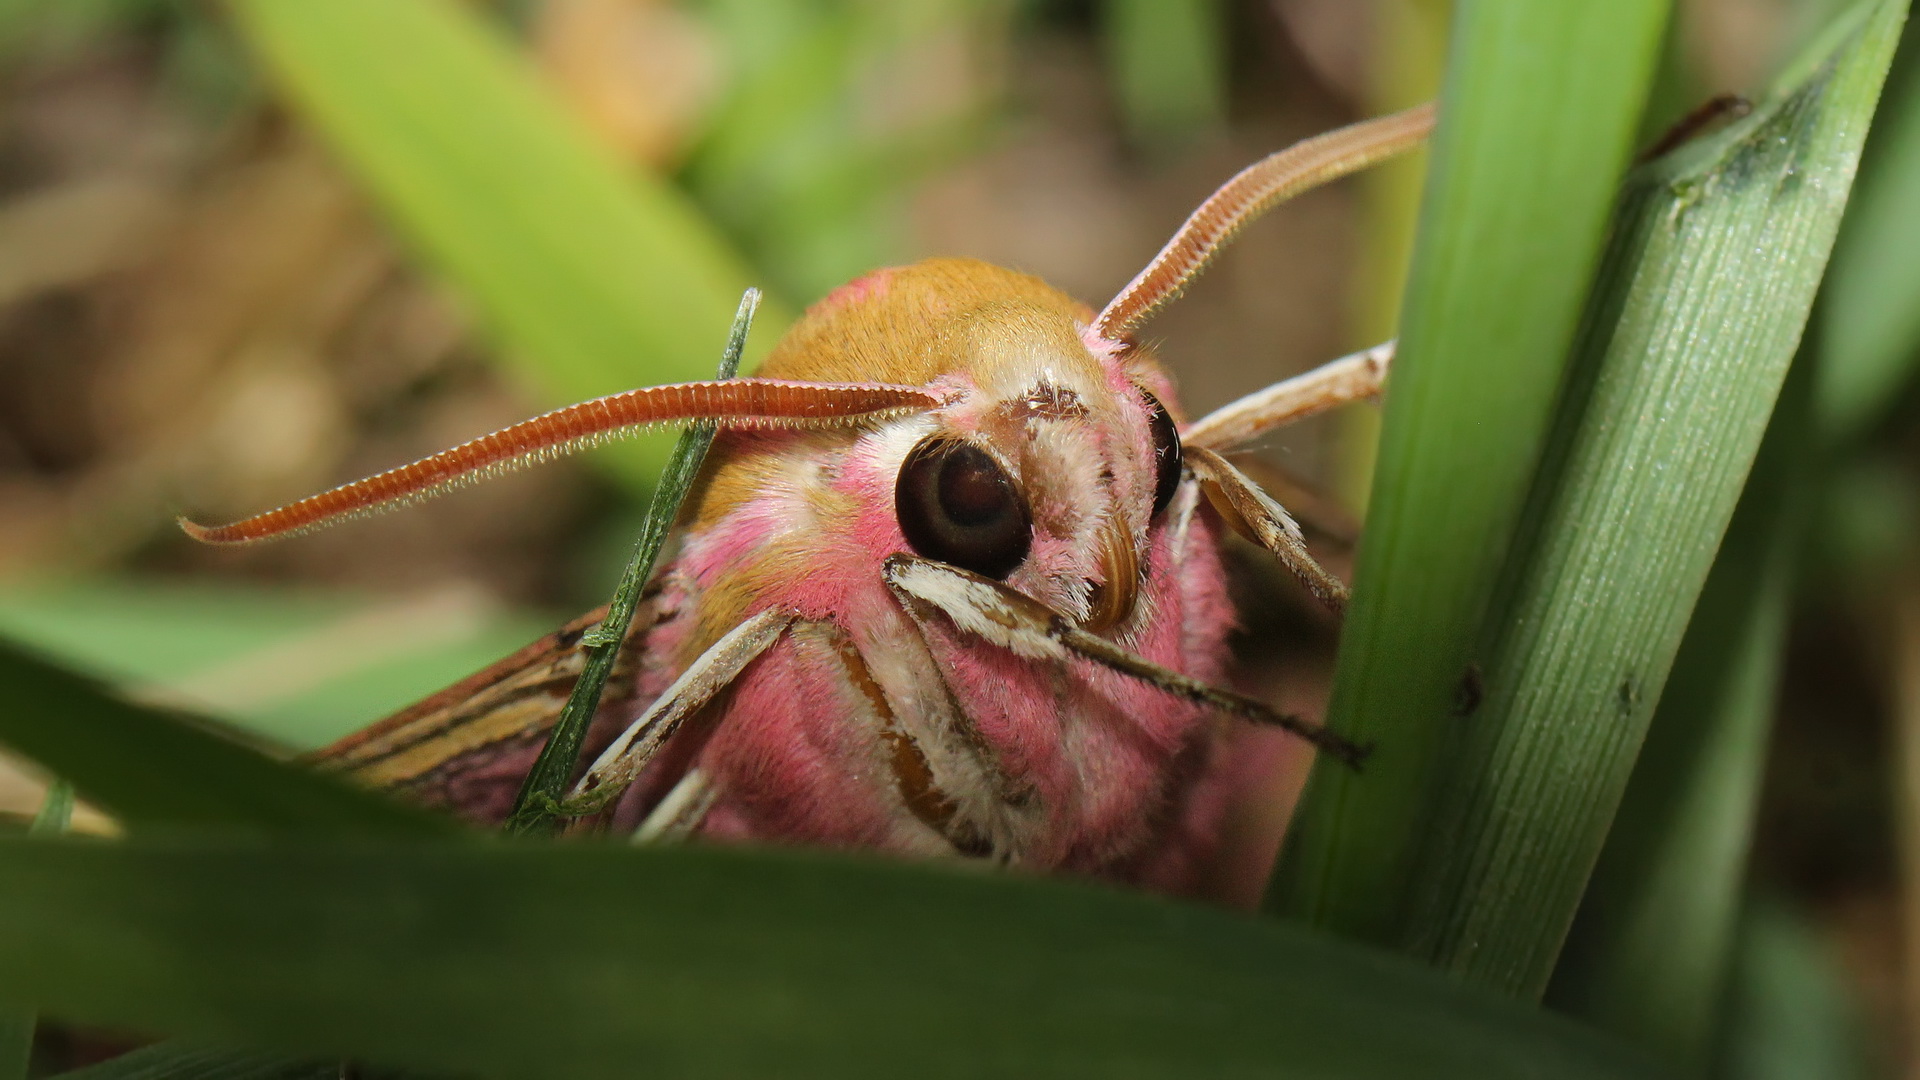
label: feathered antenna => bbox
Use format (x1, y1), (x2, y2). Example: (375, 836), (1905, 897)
(180, 378), (940, 544)
(1093, 102), (1437, 342)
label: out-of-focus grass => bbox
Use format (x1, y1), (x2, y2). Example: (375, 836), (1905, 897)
(1823, 15), (1920, 438)
(0, 832), (1671, 1078)
(227, 0), (775, 486)
(0, 581), (551, 750)
(1100, 0), (1226, 148)
(0, 0), (1913, 1073)
(1337, 0), (1449, 511)
(0, 641), (446, 835)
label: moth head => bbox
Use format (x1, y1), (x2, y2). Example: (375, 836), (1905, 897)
(875, 296), (1187, 633)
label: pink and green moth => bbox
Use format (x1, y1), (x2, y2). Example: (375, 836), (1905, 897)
(182, 103), (1435, 890)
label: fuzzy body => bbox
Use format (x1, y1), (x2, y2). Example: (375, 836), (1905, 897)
(625, 258), (1239, 877)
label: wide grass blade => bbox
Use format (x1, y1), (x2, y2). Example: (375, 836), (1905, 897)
(1269, 0), (1673, 937)
(1544, 362), (1811, 1062)
(0, 641), (449, 836)
(1394, 0), (1907, 996)
(0, 836), (1670, 1080)
(224, 0), (784, 485)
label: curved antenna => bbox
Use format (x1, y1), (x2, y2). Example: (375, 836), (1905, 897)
(1093, 101), (1437, 342)
(181, 379), (941, 544)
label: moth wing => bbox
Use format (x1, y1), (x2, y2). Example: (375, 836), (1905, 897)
(305, 597), (661, 826)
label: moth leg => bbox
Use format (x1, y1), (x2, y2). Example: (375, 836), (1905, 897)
(631, 768), (719, 845)
(882, 555), (1368, 767)
(1181, 340), (1392, 450)
(1185, 445), (1349, 614)
(568, 608), (794, 809)
(1231, 456), (1359, 547)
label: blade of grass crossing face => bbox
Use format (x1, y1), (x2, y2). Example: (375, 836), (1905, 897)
(0, 837), (1674, 1080)
(506, 290), (760, 835)
(225, 0), (786, 487)
(1396, 0), (1907, 997)
(1544, 358), (1811, 1063)
(1269, 0), (1673, 938)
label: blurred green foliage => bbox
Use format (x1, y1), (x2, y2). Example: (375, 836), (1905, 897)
(0, 0), (1915, 1075)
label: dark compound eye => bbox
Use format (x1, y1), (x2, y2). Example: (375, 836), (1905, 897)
(895, 438), (1032, 579)
(1145, 391), (1182, 516)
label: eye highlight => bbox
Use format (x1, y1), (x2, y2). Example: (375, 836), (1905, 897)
(1145, 391), (1182, 516)
(895, 438), (1032, 579)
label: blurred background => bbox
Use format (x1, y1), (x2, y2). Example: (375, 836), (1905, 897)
(0, 0), (1909, 1075)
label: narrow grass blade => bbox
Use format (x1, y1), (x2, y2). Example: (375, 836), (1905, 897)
(1822, 17), (1920, 437)
(506, 289), (760, 835)
(29, 780), (73, 836)
(1269, 0), (1673, 936)
(0, 641), (450, 837)
(225, 0), (786, 485)
(0, 781), (70, 1078)
(0, 836), (1671, 1080)
(1544, 360), (1811, 1062)
(1394, 0), (1907, 996)
(52, 1042), (339, 1079)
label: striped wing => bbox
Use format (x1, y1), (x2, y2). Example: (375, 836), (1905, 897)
(307, 599), (660, 825)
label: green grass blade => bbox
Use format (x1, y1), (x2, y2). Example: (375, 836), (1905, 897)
(1269, 0), (1673, 936)
(1544, 360), (1810, 1062)
(0, 836), (1671, 1080)
(0, 640), (450, 837)
(28, 780), (73, 836)
(1101, 0), (1226, 147)
(506, 290), (758, 835)
(0, 579), (554, 751)
(224, 0), (788, 485)
(1392, 0), (1907, 997)
(1715, 900), (1876, 1080)
(0, 1000), (24, 1079)
(1821, 18), (1920, 437)
(53, 1042), (338, 1079)
(0, 781), (71, 1079)
(0, 994), (25, 1078)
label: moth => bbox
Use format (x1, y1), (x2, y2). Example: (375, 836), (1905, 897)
(183, 103), (1434, 886)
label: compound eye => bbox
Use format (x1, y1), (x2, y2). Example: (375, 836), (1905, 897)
(1145, 392), (1182, 516)
(895, 438), (1032, 579)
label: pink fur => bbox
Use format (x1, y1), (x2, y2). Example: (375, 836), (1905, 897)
(617, 261), (1261, 893)
(818, 267), (896, 312)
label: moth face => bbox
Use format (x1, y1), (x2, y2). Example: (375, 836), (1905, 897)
(888, 315), (1183, 632)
